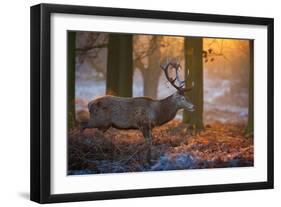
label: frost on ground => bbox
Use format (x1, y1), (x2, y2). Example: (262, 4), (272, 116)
(68, 120), (253, 175)
(70, 67), (251, 175)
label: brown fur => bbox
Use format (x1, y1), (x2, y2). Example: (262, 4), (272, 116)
(84, 92), (194, 135)
(80, 92), (194, 163)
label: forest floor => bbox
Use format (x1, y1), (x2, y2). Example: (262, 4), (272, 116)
(68, 120), (253, 175)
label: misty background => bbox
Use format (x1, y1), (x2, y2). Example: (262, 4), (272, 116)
(74, 32), (250, 124)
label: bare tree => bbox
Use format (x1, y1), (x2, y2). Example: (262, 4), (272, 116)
(76, 32), (108, 75)
(183, 37), (204, 133)
(134, 36), (162, 98)
(106, 33), (133, 97)
(67, 31), (76, 129)
(134, 35), (184, 98)
(244, 40), (254, 136)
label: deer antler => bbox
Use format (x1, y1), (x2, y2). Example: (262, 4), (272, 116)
(161, 59), (194, 93)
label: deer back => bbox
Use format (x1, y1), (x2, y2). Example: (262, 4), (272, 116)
(88, 95), (157, 129)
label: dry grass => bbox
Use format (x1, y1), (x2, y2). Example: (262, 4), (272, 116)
(68, 120), (253, 175)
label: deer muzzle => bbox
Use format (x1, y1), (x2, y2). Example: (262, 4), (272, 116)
(184, 102), (195, 112)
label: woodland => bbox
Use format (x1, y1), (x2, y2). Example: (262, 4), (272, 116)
(67, 32), (253, 174)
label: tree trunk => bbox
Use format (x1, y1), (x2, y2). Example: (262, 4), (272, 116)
(245, 40), (254, 136)
(141, 57), (161, 98)
(142, 69), (159, 98)
(138, 37), (162, 99)
(67, 31), (76, 130)
(183, 37), (204, 133)
(106, 33), (133, 97)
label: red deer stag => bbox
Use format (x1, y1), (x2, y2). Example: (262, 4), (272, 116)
(79, 60), (194, 163)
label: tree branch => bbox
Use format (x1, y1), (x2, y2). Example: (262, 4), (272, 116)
(76, 43), (108, 52)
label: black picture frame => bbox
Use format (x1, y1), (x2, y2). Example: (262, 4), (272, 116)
(30, 3), (274, 204)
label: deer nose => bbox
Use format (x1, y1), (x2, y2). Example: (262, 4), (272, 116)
(190, 105), (195, 112)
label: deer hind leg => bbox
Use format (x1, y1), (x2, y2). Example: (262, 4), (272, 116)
(140, 125), (152, 164)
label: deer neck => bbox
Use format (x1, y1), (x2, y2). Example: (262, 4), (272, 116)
(155, 94), (179, 126)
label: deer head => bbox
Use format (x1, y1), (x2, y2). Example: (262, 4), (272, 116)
(161, 59), (195, 112)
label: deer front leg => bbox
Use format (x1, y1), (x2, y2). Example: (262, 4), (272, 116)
(140, 125), (152, 164)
